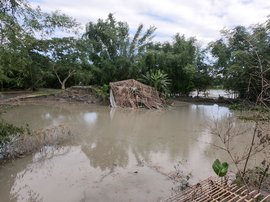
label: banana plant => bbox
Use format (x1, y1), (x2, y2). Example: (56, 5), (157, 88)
(212, 159), (229, 177)
(140, 69), (171, 94)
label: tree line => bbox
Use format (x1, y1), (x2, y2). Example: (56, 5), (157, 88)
(1, 0), (270, 100)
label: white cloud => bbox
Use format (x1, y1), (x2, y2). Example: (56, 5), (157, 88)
(30, 0), (270, 45)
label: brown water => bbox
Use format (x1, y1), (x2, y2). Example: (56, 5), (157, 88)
(0, 103), (251, 202)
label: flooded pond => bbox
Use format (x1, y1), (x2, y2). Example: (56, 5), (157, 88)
(0, 103), (251, 202)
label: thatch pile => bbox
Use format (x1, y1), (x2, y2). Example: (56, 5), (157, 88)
(109, 79), (165, 109)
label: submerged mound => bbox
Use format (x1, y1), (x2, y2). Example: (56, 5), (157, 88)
(109, 79), (165, 109)
(55, 86), (100, 103)
(0, 125), (72, 161)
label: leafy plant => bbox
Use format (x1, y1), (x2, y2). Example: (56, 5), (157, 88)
(94, 84), (109, 103)
(234, 160), (269, 190)
(0, 120), (24, 146)
(140, 69), (171, 94)
(212, 159), (229, 177)
(255, 162), (269, 190)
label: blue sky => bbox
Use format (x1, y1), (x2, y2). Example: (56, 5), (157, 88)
(30, 0), (270, 45)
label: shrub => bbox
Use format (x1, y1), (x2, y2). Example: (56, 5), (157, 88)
(0, 120), (24, 146)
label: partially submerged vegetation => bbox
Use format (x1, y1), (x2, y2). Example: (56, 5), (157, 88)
(235, 161), (270, 193)
(55, 86), (106, 104)
(0, 120), (25, 147)
(230, 103), (270, 121)
(0, 120), (72, 162)
(212, 96), (270, 193)
(211, 119), (270, 194)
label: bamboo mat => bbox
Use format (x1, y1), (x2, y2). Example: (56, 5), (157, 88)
(163, 177), (270, 202)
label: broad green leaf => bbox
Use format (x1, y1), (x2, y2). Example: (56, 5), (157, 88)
(212, 159), (229, 177)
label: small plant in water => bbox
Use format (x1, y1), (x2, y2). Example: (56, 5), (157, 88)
(170, 161), (192, 192)
(235, 160), (270, 191)
(94, 84), (109, 103)
(0, 120), (24, 146)
(255, 160), (269, 190)
(212, 159), (229, 178)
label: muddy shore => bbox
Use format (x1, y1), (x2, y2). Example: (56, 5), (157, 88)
(0, 87), (241, 107)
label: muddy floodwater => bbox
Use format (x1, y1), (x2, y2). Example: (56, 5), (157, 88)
(0, 103), (252, 202)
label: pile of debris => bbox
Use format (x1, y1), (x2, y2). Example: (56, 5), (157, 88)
(109, 79), (165, 109)
(55, 86), (100, 104)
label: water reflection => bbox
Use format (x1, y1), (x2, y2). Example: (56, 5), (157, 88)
(2, 104), (232, 172)
(191, 104), (231, 120)
(10, 146), (101, 202)
(83, 112), (98, 124)
(186, 129), (214, 181)
(6, 146), (174, 202)
(0, 103), (237, 201)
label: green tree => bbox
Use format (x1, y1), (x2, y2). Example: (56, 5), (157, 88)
(40, 37), (89, 89)
(83, 13), (156, 84)
(193, 49), (213, 96)
(0, 0), (80, 90)
(142, 34), (197, 95)
(209, 20), (270, 101)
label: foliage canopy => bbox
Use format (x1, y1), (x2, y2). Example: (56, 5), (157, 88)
(1, 0), (270, 100)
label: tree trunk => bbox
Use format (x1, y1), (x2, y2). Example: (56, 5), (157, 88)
(61, 82), (65, 90)
(52, 65), (75, 90)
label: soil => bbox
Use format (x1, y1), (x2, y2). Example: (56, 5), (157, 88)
(1, 87), (243, 108)
(53, 86), (102, 104)
(0, 87), (106, 105)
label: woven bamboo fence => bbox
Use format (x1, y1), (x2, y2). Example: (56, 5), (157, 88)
(163, 177), (270, 202)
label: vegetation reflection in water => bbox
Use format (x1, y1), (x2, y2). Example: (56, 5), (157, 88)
(0, 104), (236, 202)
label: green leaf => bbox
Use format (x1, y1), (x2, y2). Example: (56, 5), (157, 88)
(212, 159), (229, 177)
